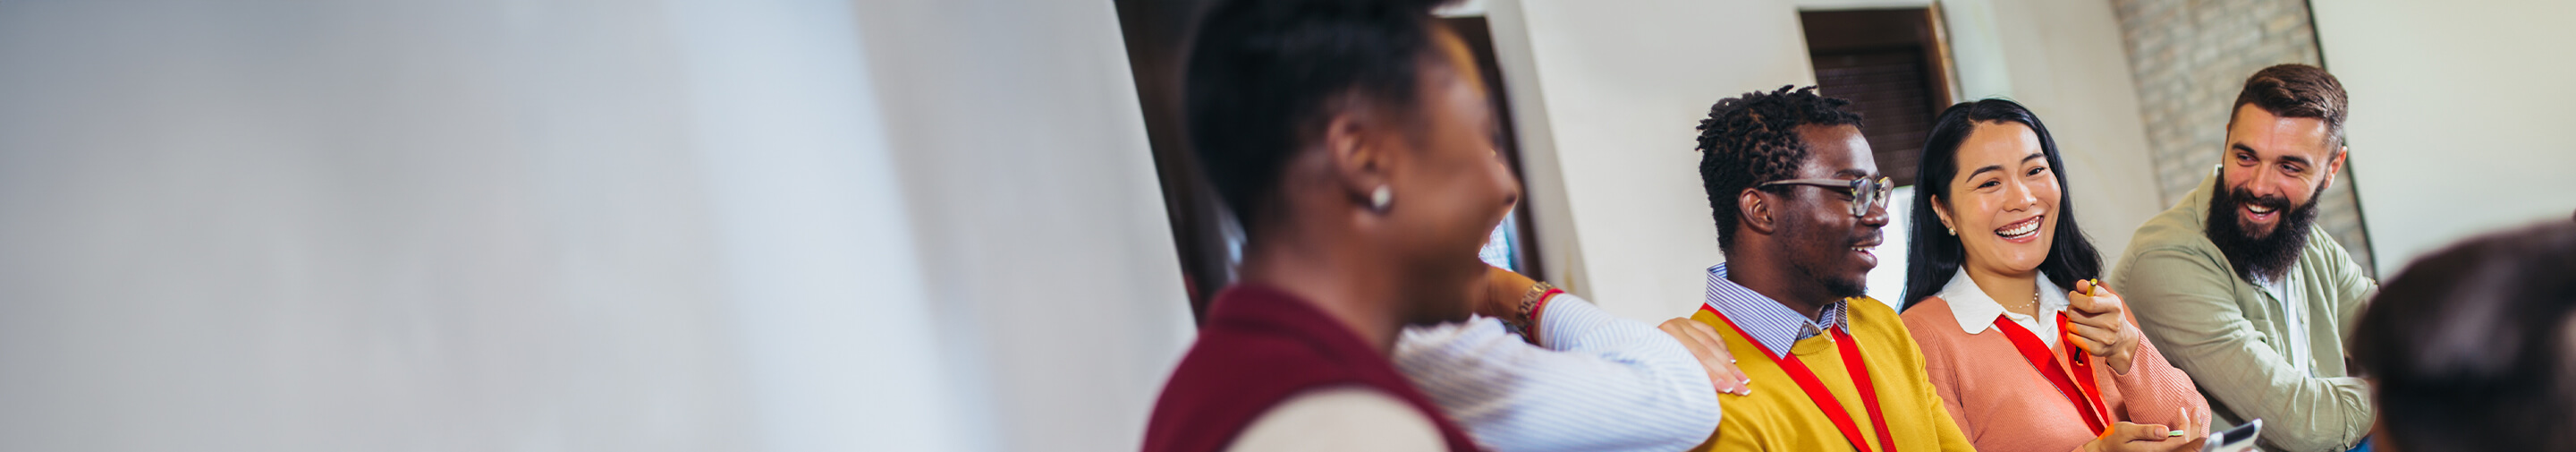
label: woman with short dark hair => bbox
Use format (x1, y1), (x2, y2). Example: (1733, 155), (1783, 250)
(1140, 1), (1518, 450)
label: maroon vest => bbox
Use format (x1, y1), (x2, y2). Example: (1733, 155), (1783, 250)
(1140, 284), (1481, 452)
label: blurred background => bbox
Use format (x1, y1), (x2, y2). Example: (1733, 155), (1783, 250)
(0, 0), (2566, 451)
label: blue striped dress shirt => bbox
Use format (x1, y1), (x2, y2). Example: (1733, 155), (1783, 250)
(1702, 263), (1850, 358)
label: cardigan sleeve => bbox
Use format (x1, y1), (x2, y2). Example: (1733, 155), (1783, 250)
(2103, 330), (2210, 431)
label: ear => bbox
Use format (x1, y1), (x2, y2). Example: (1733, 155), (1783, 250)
(1930, 194), (1957, 233)
(2321, 145), (2349, 191)
(1737, 188), (1777, 236)
(1323, 106), (1393, 211)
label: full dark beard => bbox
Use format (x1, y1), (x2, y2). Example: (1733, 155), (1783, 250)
(2205, 183), (2323, 282)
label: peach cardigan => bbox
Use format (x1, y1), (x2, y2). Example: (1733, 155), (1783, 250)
(1901, 277), (2209, 452)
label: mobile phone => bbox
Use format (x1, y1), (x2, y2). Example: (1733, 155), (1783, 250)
(2200, 419), (2261, 452)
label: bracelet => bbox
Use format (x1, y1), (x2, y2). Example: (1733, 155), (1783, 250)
(1513, 282), (1560, 342)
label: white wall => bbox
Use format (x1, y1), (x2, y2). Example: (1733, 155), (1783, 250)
(0, 3), (753, 449)
(2311, 0), (2576, 276)
(1967, 0), (2166, 273)
(1485, 0), (2162, 320)
(849, 1), (1198, 450)
(0, 1), (1189, 451)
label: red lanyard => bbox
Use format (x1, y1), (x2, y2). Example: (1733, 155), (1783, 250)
(1701, 305), (1898, 452)
(1992, 312), (2112, 435)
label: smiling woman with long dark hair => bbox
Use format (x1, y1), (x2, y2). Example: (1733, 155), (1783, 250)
(1895, 99), (2212, 452)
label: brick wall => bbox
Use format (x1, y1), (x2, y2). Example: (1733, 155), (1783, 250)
(2110, 0), (2375, 274)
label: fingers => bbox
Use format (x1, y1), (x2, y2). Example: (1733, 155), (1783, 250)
(2175, 407), (2199, 439)
(2174, 407), (2189, 432)
(2065, 289), (2110, 314)
(2169, 406), (2213, 452)
(1682, 320), (1753, 393)
(2089, 279), (2123, 298)
(2067, 279), (2125, 314)
(2106, 422), (2174, 443)
(2064, 306), (2124, 331)
(2069, 278), (2097, 306)
(2131, 423), (2174, 442)
(1669, 325), (1751, 395)
(1684, 320), (1752, 396)
(2068, 322), (2122, 354)
(1660, 318), (1750, 396)
(2184, 406), (2211, 439)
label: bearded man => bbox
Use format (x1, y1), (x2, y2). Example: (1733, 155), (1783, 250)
(2112, 64), (2377, 452)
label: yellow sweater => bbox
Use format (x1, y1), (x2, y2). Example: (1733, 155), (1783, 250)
(1690, 298), (1976, 452)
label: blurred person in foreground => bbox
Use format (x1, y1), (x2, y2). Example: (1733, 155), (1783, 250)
(2351, 221), (2576, 451)
(1140, 1), (1741, 451)
(2111, 64), (2376, 452)
(1679, 86), (1973, 452)
(1896, 98), (2208, 452)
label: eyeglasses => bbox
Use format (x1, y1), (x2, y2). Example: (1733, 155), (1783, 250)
(1759, 176), (1894, 217)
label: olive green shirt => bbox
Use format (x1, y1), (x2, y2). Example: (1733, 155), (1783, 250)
(2110, 171), (2376, 452)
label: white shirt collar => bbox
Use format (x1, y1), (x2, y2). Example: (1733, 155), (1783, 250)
(1936, 269), (2071, 339)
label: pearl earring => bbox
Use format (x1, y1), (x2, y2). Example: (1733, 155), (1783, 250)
(1369, 185), (1393, 212)
(1946, 226), (1956, 235)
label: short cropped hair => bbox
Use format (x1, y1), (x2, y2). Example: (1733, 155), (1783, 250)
(2230, 64), (2349, 149)
(1694, 85), (1865, 250)
(1182, 0), (1453, 227)
(2352, 222), (2576, 451)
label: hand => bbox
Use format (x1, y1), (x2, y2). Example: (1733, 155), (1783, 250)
(1659, 318), (1752, 397)
(2082, 421), (2197, 452)
(1474, 266), (1540, 320)
(2066, 279), (2141, 373)
(2173, 406), (2210, 446)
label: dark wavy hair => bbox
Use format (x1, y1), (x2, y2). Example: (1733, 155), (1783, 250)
(1695, 85), (1865, 251)
(2231, 64), (2348, 149)
(1899, 99), (2102, 310)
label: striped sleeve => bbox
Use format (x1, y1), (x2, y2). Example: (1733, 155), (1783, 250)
(1394, 294), (1722, 452)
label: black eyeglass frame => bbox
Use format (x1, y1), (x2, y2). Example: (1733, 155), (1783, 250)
(1758, 176), (1894, 217)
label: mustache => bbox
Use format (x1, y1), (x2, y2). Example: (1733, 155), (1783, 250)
(2227, 187), (2292, 212)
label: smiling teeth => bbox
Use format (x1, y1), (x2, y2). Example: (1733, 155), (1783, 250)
(1997, 219), (2041, 238)
(2247, 205), (2275, 213)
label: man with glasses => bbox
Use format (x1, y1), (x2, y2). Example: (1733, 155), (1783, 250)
(1676, 86), (1973, 452)
(2113, 64), (2377, 452)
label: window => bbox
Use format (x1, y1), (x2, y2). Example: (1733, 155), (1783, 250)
(1801, 8), (1956, 310)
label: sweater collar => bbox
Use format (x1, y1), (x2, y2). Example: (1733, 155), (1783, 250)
(1704, 263), (1852, 358)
